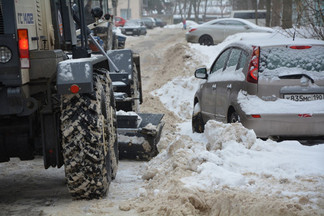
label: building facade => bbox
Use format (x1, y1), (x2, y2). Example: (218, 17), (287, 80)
(108, 0), (143, 20)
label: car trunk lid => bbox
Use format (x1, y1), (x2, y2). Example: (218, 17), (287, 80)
(257, 45), (324, 101)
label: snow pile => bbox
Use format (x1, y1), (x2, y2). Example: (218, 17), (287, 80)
(138, 36), (324, 215)
(151, 76), (202, 120)
(131, 120), (324, 215)
(165, 20), (198, 29)
(238, 90), (324, 114)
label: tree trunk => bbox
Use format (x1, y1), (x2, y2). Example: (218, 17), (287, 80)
(266, 0), (271, 27)
(187, 0), (192, 19)
(252, 0), (258, 25)
(203, 0), (208, 22)
(258, 0), (265, 9)
(271, 0), (281, 27)
(282, 0), (292, 29)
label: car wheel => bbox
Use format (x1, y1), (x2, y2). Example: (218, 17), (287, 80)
(199, 35), (214, 46)
(228, 109), (241, 123)
(192, 103), (205, 133)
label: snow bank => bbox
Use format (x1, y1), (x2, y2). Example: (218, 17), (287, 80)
(136, 120), (324, 215)
(165, 20), (198, 29)
(139, 35), (324, 215)
(238, 90), (324, 114)
(151, 76), (202, 120)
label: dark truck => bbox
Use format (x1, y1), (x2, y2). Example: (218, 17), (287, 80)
(0, 0), (163, 199)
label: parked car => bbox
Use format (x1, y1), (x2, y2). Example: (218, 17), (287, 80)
(192, 37), (324, 140)
(121, 20), (147, 36)
(154, 18), (167, 27)
(185, 18), (273, 46)
(141, 17), (156, 29)
(115, 16), (126, 27)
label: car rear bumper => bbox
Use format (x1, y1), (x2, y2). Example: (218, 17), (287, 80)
(241, 113), (324, 139)
(185, 34), (199, 43)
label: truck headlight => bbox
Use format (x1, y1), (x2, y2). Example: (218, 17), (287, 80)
(0, 46), (12, 63)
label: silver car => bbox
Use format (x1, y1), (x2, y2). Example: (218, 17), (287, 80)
(192, 38), (324, 139)
(186, 18), (273, 45)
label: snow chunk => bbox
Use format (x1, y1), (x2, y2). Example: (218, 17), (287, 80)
(205, 120), (256, 151)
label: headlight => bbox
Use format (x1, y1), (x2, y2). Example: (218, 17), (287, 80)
(0, 46), (12, 63)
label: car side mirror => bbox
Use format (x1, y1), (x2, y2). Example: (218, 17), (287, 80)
(195, 68), (207, 79)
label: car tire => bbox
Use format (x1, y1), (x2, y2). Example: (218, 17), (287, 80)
(192, 103), (205, 133)
(228, 109), (241, 123)
(61, 72), (118, 199)
(199, 35), (214, 46)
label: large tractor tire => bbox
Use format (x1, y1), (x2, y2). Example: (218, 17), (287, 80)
(60, 72), (118, 199)
(131, 62), (140, 112)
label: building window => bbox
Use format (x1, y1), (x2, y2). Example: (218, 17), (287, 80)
(121, 9), (131, 19)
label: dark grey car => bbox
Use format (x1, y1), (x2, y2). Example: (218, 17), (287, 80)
(121, 20), (147, 36)
(192, 38), (324, 139)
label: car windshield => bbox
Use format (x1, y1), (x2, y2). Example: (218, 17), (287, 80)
(125, 21), (140, 27)
(259, 45), (324, 80)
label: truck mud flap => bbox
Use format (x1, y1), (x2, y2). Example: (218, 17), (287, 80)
(117, 113), (164, 160)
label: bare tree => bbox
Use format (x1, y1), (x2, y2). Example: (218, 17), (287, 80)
(203, 0), (208, 21)
(266, 0), (271, 27)
(252, 0), (258, 25)
(271, 0), (281, 27)
(289, 0), (324, 40)
(282, 0), (292, 29)
(192, 0), (202, 22)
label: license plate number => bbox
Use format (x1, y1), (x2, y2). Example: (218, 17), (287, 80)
(284, 94), (324, 101)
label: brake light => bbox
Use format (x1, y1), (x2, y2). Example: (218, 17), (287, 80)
(289, 45), (312, 49)
(17, 29), (30, 68)
(70, 84), (80, 94)
(247, 46), (260, 84)
(251, 114), (261, 118)
(189, 28), (197, 33)
(298, 114), (312, 118)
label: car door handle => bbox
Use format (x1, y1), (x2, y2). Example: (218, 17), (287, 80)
(212, 84), (217, 90)
(227, 84), (232, 89)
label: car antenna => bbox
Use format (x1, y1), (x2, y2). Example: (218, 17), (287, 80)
(293, 30), (296, 41)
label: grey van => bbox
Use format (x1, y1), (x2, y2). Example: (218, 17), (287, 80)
(192, 37), (324, 139)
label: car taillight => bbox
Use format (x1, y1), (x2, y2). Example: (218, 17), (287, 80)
(70, 84), (80, 94)
(289, 45), (312, 49)
(17, 29), (30, 68)
(189, 28), (197, 33)
(247, 46), (260, 84)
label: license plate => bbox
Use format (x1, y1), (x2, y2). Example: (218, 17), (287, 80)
(126, 31), (132, 34)
(284, 94), (324, 101)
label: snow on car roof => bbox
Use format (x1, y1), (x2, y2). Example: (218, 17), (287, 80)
(203, 18), (263, 27)
(227, 32), (324, 48)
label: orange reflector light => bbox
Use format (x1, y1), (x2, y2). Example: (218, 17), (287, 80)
(251, 114), (261, 118)
(189, 28), (197, 32)
(289, 45), (312, 49)
(70, 84), (80, 94)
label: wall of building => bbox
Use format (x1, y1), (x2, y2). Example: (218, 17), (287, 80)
(109, 0), (143, 20)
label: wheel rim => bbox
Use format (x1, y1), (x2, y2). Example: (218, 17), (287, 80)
(229, 112), (240, 123)
(200, 36), (212, 46)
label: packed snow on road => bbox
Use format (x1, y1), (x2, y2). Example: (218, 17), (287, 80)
(0, 25), (323, 216)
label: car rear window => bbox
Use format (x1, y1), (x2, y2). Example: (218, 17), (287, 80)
(259, 45), (324, 79)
